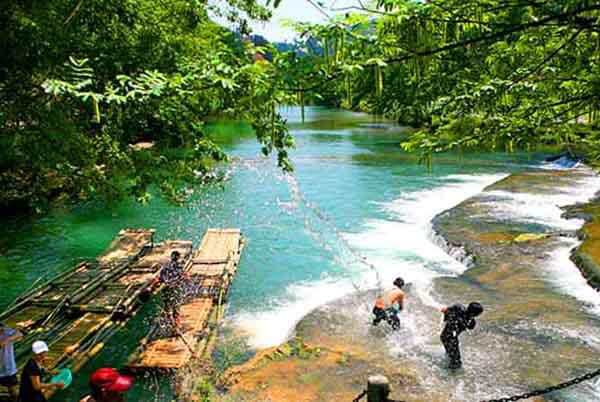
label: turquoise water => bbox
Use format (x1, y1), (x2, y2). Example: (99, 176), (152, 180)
(0, 107), (568, 400)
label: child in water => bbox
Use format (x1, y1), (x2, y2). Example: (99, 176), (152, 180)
(372, 277), (405, 330)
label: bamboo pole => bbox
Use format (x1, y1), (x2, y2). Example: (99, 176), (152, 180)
(40, 294), (71, 328)
(173, 326), (197, 359)
(0, 262), (88, 322)
(69, 261), (131, 305)
(64, 317), (113, 356)
(69, 322), (124, 373)
(115, 281), (150, 314)
(216, 286), (225, 323)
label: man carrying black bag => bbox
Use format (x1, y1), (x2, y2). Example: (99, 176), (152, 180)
(440, 302), (483, 369)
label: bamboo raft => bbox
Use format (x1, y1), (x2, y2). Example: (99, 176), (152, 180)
(0, 228), (196, 401)
(126, 228), (244, 371)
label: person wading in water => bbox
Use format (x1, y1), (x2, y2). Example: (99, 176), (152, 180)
(372, 277), (405, 330)
(440, 302), (483, 369)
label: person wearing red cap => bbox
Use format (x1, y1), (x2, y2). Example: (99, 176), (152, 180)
(79, 368), (134, 402)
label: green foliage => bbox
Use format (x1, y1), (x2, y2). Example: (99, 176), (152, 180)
(193, 376), (214, 402)
(0, 0), (292, 212)
(213, 335), (253, 373)
(281, 0), (600, 161)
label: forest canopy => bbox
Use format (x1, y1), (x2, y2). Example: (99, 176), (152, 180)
(0, 0), (293, 211)
(2, 0), (600, 211)
(281, 0), (600, 163)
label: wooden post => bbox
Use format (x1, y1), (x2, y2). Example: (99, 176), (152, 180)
(367, 375), (390, 402)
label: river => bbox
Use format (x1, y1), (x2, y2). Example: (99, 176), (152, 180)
(1, 107), (599, 401)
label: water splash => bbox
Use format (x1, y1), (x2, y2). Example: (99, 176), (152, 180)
(543, 237), (600, 315)
(231, 169), (506, 348)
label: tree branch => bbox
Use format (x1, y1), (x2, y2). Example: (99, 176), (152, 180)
(64, 0), (84, 25)
(510, 27), (584, 86)
(385, 4), (600, 63)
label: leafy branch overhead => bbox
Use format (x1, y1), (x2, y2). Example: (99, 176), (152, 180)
(5, 0), (600, 212)
(0, 0), (292, 211)
(278, 0), (600, 162)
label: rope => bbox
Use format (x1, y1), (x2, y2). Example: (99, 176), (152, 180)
(482, 368), (600, 402)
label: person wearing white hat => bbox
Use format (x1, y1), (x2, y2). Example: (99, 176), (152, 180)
(19, 341), (63, 402)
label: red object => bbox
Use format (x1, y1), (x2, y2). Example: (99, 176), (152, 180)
(90, 368), (134, 393)
(253, 52), (266, 62)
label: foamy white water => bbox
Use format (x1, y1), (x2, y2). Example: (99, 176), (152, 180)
(486, 167), (600, 231)
(482, 167), (600, 312)
(232, 173), (506, 348)
(233, 276), (362, 348)
(544, 238), (600, 315)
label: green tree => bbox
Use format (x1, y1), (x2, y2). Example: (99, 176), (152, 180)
(285, 0), (600, 162)
(0, 0), (293, 211)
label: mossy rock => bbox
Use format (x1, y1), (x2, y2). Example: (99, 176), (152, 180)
(571, 251), (600, 290)
(258, 338), (321, 364)
(513, 233), (549, 242)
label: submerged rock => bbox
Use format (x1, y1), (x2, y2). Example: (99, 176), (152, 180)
(216, 168), (600, 401)
(544, 151), (582, 168)
(431, 167), (600, 399)
(512, 233), (549, 242)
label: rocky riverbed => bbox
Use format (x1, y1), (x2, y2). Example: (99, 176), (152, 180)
(213, 168), (600, 402)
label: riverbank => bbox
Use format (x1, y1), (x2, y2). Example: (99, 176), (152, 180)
(564, 196), (600, 290)
(209, 291), (450, 402)
(211, 166), (600, 401)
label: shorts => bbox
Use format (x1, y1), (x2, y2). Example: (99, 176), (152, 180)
(0, 374), (18, 387)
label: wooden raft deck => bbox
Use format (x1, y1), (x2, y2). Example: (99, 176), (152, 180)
(0, 229), (195, 401)
(126, 228), (244, 371)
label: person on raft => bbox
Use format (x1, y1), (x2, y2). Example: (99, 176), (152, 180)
(79, 368), (134, 402)
(19, 341), (64, 402)
(0, 321), (23, 402)
(372, 277), (405, 330)
(156, 250), (187, 333)
(440, 302), (483, 369)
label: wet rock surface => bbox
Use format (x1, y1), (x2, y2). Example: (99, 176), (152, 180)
(564, 197), (600, 290)
(217, 292), (450, 402)
(218, 169), (600, 401)
(431, 169), (600, 400)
